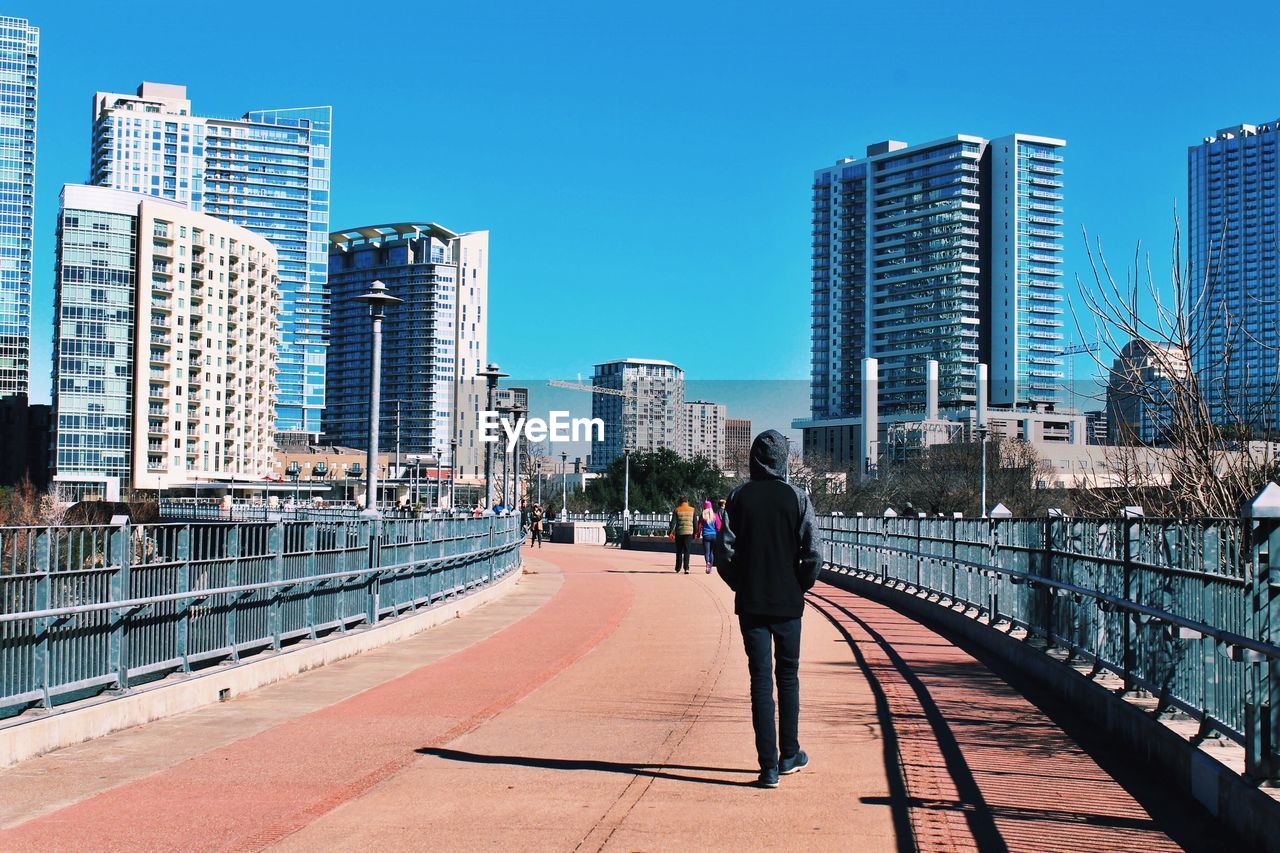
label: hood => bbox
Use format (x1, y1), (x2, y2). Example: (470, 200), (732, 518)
(749, 430), (789, 481)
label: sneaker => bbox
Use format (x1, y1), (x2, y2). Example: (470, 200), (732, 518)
(705, 566), (713, 574)
(757, 767), (779, 788)
(779, 750), (809, 775)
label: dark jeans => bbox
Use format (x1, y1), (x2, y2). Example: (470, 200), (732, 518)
(531, 527), (543, 547)
(703, 538), (715, 566)
(674, 535), (691, 571)
(739, 614), (802, 770)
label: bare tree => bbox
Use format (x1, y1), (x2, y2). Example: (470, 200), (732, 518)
(1072, 217), (1280, 517)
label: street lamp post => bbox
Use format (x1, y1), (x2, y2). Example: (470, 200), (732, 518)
(623, 449), (631, 533)
(353, 280), (402, 518)
(477, 363), (508, 511)
(286, 461), (300, 507)
(501, 444), (509, 510)
(536, 459), (542, 506)
(978, 424), (990, 517)
(511, 404), (523, 512)
(561, 451), (568, 516)
(435, 446), (443, 511)
(449, 438), (458, 511)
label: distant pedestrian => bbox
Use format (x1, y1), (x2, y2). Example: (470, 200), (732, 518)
(529, 504), (545, 548)
(697, 500), (721, 573)
(668, 496), (695, 574)
(717, 430), (822, 788)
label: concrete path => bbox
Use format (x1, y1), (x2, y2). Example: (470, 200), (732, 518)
(0, 543), (1224, 851)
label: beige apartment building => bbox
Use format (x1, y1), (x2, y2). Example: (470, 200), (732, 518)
(52, 185), (279, 499)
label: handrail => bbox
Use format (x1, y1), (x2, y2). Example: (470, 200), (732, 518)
(0, 515), (523, 719)
(819, 510), (1280, 782)
(833, 539), (1280, 660)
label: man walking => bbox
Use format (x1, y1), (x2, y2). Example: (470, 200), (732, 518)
(717, 430), (822, 788)
(668, 496), (695, 573)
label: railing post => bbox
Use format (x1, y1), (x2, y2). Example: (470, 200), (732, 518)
(1122, 506), (1144, 694)
(32, 528), (51, 709)
(269, 519), (284, 650)
(988, 517), (999, 624)
(176, 525), (191, 672)
(304, 522), (318, 639)
(225, 525), (240, 663)
(108, 516), (131, 691)
(1243, 483), (1280, 783)
(366, 517), (381, 626)
(1040, 509), (1063, 645)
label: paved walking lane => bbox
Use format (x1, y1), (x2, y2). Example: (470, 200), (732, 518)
(0, 543), (1224, 851)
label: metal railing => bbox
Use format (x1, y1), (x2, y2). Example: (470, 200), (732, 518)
(0, 515), (522, 719)
(820, 508), (1280, 781)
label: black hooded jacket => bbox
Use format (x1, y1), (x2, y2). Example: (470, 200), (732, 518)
(716, 430), (823, 618)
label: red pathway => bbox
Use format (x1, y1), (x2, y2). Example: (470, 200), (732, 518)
(0, 543), (1224, 851)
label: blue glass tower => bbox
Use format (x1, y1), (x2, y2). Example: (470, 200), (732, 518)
(1189, 121), (1280, 432)
(90, 84), (331, 435)
(0, 16), (37, 398)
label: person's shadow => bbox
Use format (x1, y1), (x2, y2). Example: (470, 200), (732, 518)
(418, 747), (758, 788)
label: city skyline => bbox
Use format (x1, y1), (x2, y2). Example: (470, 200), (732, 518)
(19, 1), (1280, 407)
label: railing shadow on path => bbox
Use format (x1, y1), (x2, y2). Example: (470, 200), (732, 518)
(808, 588), (1228, 853)
(417, 747), (758, 788)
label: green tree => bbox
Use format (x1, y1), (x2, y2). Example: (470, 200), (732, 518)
(583, 449), (728, 513)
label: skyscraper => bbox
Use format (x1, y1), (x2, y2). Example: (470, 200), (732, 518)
(590, 358), (684, 471)
(326, 223), (488, 485)
(1106, 339), (1188, 446)
(0, 16), (37, 398)
(51, 185), (279, 500)
(89, 83), (331, 436)
(800, 133), (1065, 463)
(682, 400), (725, 466)
(1189, 121), (1280, 431)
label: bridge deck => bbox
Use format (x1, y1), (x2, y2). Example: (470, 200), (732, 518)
(0, 544), (1225, 851)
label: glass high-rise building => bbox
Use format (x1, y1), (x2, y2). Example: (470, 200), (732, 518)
(89, 83), (331, 436)
(800, 133), (1065, 463)
(1189, 121), (1280, 431)
(0, 16), (37, 398)
(326, 223), (489, 485)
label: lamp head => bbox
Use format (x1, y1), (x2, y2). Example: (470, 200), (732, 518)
(352, 279), (403, 311)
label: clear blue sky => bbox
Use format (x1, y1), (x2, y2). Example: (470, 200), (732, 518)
(22, 0), (1280, 405)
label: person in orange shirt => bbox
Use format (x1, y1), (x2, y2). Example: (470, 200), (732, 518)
(667, 496), (695, 574)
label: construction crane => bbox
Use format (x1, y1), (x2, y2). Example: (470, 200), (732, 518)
(1052, 343), (1102, 406)
(547, 379), (638, 399)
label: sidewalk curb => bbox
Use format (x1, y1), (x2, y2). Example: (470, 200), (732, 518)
(0, 565), (523, 769)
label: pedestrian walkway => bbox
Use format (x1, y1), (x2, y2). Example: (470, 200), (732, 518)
(0, 544), (1225, 851)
